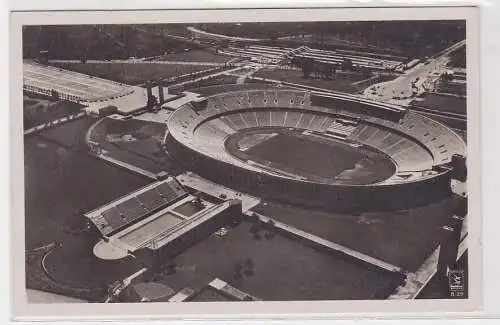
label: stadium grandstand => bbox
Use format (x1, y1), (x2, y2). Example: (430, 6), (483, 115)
(85, 177), (242, 260)
(220, 45), (405, 71)
(165, 88), (465, 210)
(23, 61), (134, 102)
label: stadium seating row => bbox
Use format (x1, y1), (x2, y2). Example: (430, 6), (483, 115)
(92, 179), (188, 236)
(297, 47), (401, 70)
(348, 124), (434, 172)
(167, 89), (466, 182)
(23, 62), (134, 102)
(223, 44), (403, 70)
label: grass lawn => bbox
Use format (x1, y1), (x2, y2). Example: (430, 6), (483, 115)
(23, 95), (85, 130)
(411, 93), (466, 116)
(158, 50), (233, 63)
(25, 118), (151, 300)
(51, 62), (212, 85)
(254, 68), (396, 94)
(89, 117), (184, 175)
(252, 196), (456, 272)
(156, 220), (398, 300)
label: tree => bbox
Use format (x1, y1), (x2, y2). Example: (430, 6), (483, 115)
(50, 89), (59, 101)
(440, 71), (454, 83)
(299, 57), (315, 79)
(146, 95), (158, 111)
(341, 58), (353, 71)
(270, 31), (279, 46)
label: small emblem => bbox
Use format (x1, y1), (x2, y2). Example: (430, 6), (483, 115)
(448, 269), (465, 298)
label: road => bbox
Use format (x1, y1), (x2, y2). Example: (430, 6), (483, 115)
(362, 39), (466, 106)
(49, 59), (225, 66)
(187, 26), (264, 42)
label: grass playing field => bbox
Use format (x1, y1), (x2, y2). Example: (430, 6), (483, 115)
(24, 118), (151, 300)
(252, 196), (457, 272)
(254, 68), (397, 94)
(229, 130), (395, 184)
(51, 62), (212, 85)
(89, 117), (184, 175)
(411, 93), (466, 115)
(158, 50), (233, 63)
(151, 220), (399, 300)
(23, 94), (85, 130)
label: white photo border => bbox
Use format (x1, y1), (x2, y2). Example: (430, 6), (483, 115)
(9, 5), (483, 321)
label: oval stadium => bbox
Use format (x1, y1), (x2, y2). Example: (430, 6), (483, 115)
(165, 86), (466, 211)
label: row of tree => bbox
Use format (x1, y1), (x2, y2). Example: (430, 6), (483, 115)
(23, 25), (201, 61)
(199, 21), (466, 58)
(289, 56), (373, 80)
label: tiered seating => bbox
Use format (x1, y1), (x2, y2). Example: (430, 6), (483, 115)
(167, 89), (465, 182)
(23, 62), (133, 102)
(325, 120), (357, 137)
(225, 114), (246, 129)
(297, 47), (402, 70)
(391, 143), (433, 172)
(296, 112), (315, 129)
(397, 112), (466, 164)
(314, 116), (334, 133)
(222, 45), (402, 70)
(361, 129), (392, 148)
(137, 188), (166, 211)
(115, 198), (148, 222)
(348, 124), (434, 172)
(240, 111), (259, 128)
(207, 119), (236, 134)
(284, 111), (301, 128)
(96, 179), (187, 236)
(306, 114), (327, 132)
(256, 110), (271, 126)
(271, 110), (286, 126)
(349, 125), (379, 142)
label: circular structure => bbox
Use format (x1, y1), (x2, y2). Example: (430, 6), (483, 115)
(93, 240), (129, 260)
(128, 282), (175, 302)
(165, 88), (466, 211)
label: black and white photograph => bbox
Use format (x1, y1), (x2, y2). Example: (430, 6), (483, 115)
(9, 7), (481, 318)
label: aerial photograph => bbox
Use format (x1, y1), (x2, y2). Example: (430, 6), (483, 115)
(22, 21), (469, 303)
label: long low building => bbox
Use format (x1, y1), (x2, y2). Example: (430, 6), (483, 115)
(23, 61), (134, 102)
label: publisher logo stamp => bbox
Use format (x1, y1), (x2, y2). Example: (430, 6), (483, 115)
(448, 269), (465, 298)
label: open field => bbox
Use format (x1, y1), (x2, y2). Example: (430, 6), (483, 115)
(179, 75), (239, 94)
(187, 80), (276, 96)
(158, 50), (233, 63)
(25, 117), (151, 248)
(411, 93), (467, 116)
(252, 197), (457, 272)
(155, 220), (399, 300)
(228, 130), (394, 184)
(23, 94), (85, 129)
(89, 117), (184, 175)
(254, 68), (396, 94)
(50, 62), (212, 85)
(25, 118), (151, 300)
